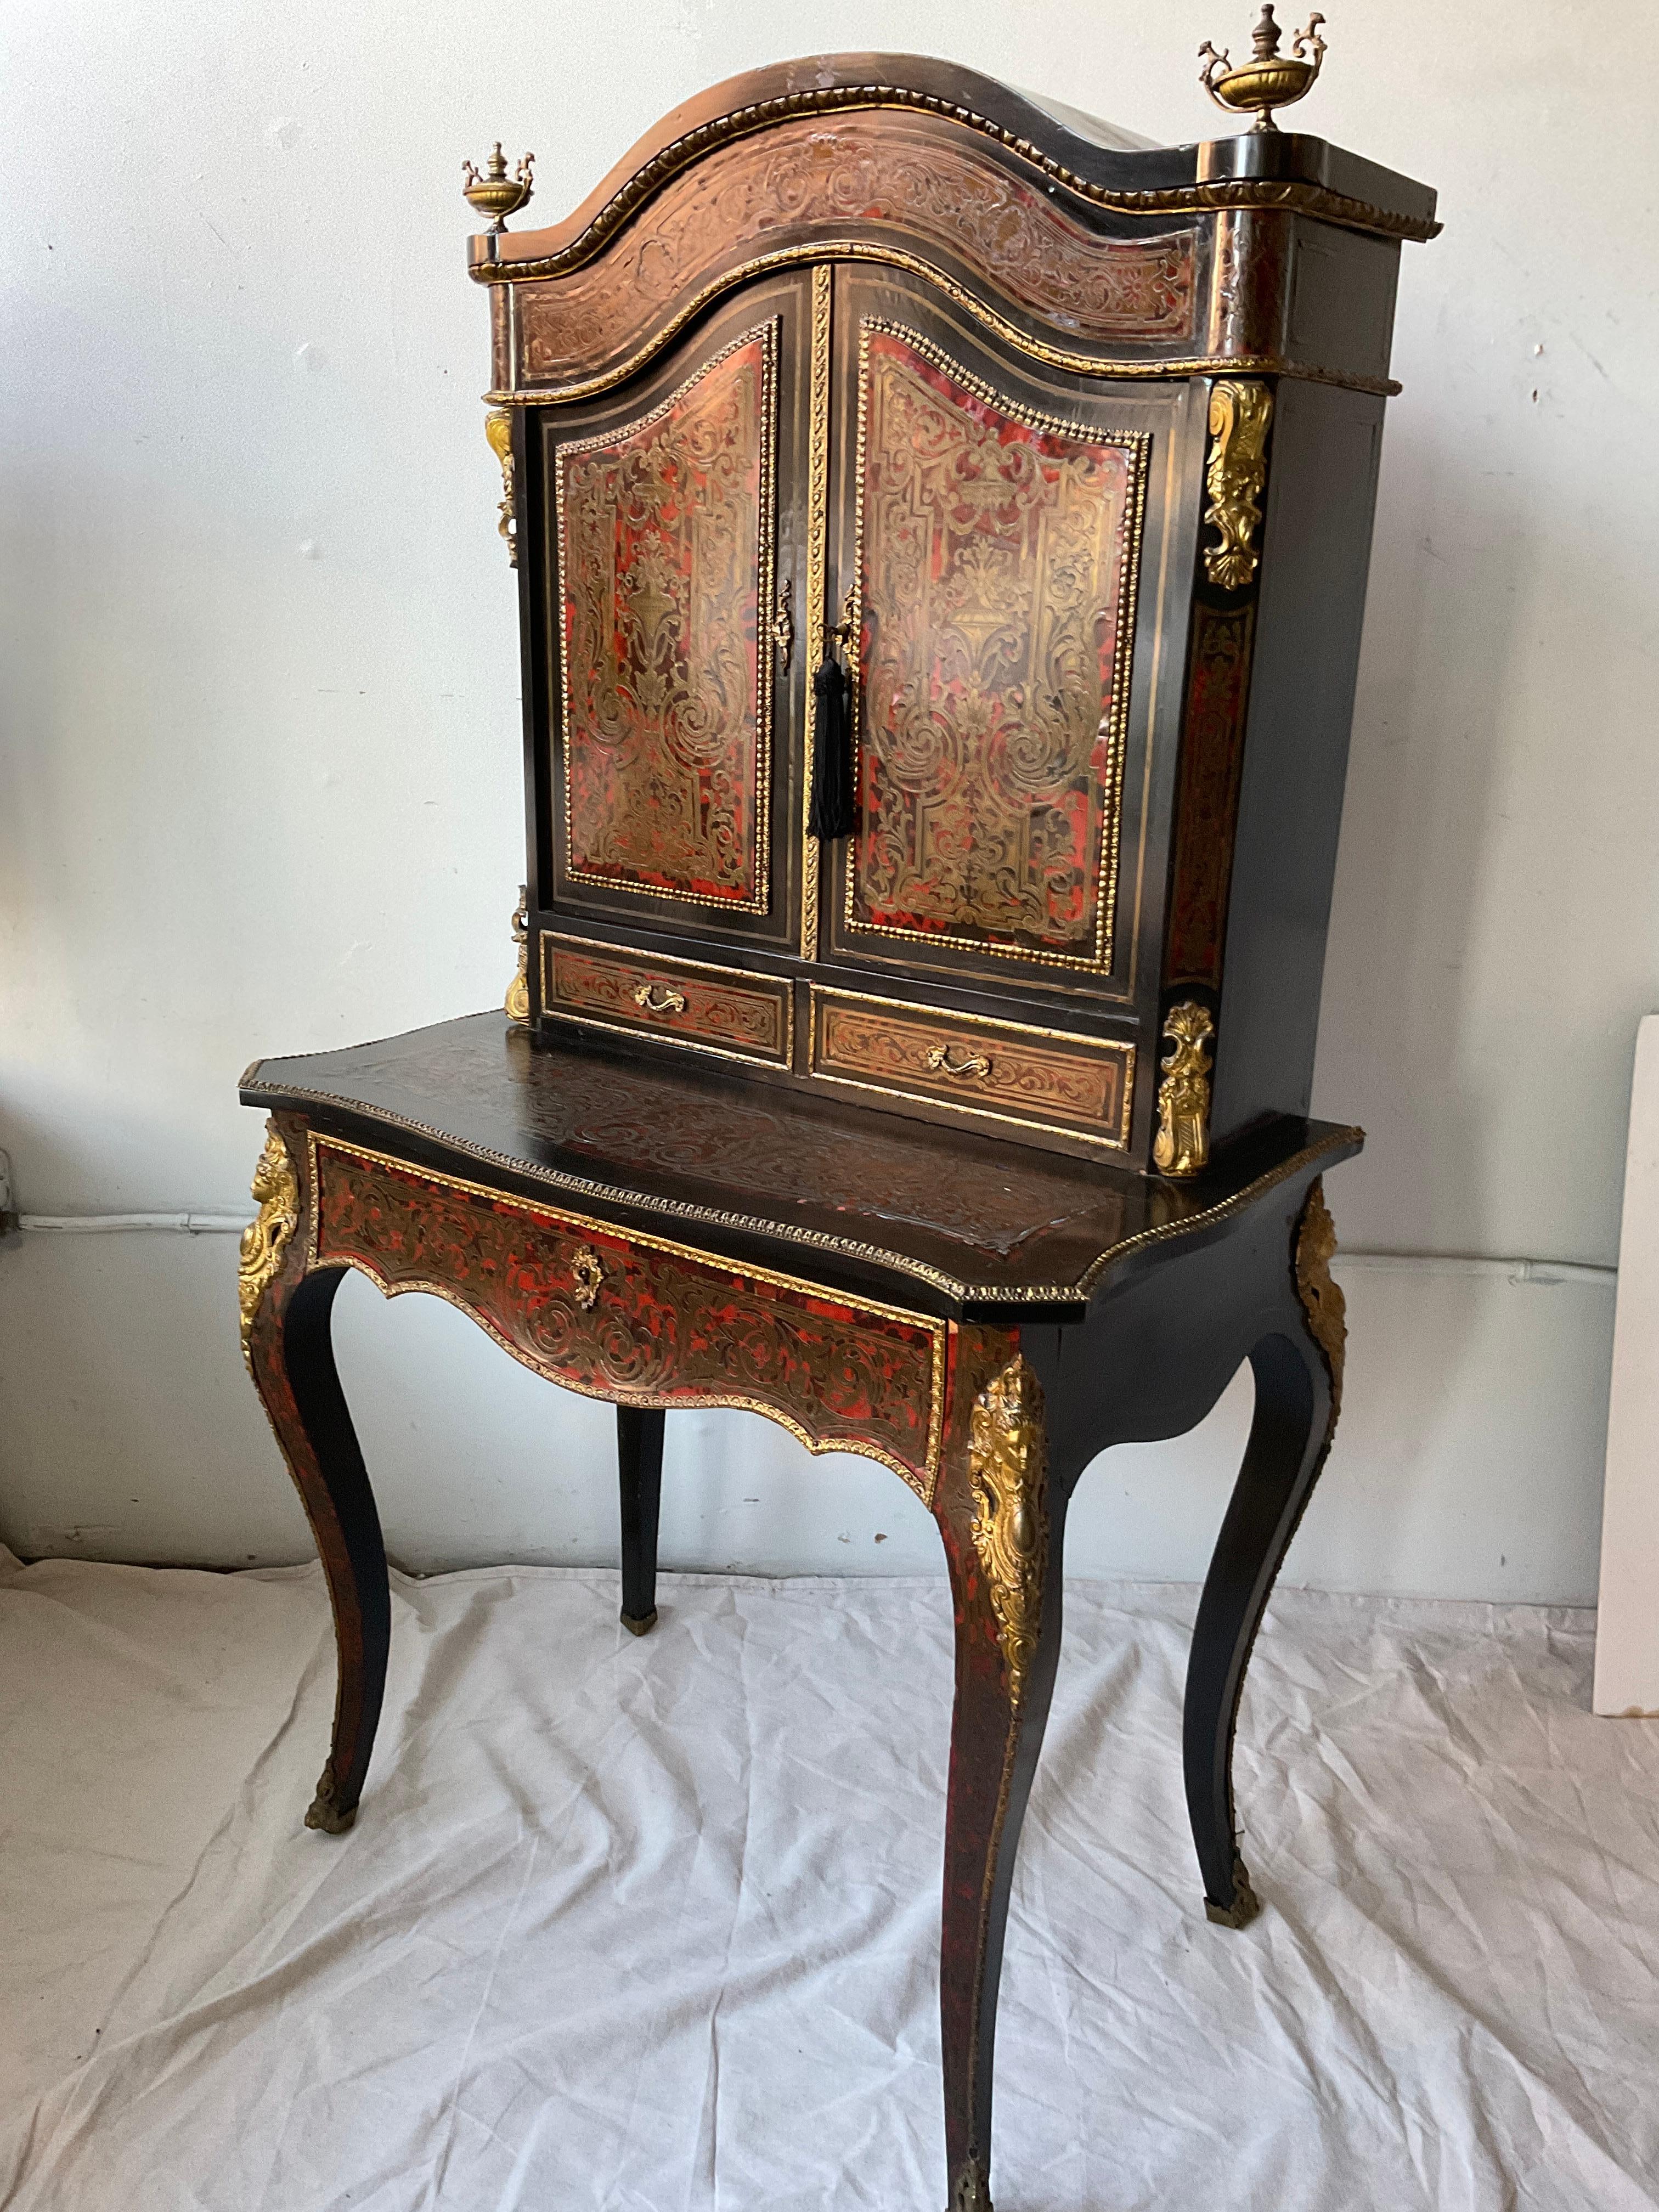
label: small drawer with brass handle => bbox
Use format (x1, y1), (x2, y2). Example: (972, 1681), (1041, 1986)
(810, 987), (1133, 1152)
(543, 934), (793, 1065)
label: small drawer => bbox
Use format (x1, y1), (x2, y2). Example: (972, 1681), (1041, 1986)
(543, 934), (793, 1066)
(809, 987), (1133, 1150)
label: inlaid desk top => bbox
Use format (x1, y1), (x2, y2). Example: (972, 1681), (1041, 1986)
(242, 1012), (1361, 1321)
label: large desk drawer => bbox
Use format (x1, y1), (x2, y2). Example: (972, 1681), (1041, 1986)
(308, 1135), (943, 1499)
(809, 987), (1133, 1152)
(543, 935), (793, 1066)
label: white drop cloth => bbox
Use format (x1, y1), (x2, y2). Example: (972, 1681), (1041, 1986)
(1, 1549), (1655, 2210)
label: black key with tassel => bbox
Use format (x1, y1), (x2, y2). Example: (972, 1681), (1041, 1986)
(808, 645), (857, 841)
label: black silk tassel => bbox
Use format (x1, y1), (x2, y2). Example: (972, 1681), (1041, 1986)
(808, 652), (857, 840)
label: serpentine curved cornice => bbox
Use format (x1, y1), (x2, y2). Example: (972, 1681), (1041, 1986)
(467, 53), (1440, 286)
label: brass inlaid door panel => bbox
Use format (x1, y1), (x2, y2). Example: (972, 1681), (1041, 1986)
(825, 268), (1188, 1007)
(540, 273), (812, 952)
(559, 325), (775, 909)
(844, 320), (1147, 972)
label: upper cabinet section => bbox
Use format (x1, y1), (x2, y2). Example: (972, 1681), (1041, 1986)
(469, 52), (1438, 407)
(474, 52), (1437, 1167)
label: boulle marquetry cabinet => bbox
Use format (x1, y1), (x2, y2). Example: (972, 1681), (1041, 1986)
(239, 29), (1434, 2209)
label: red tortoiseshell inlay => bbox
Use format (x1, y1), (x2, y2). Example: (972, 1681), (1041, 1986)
(1166, 602), (1256, 988)
(850, 326), (1143, 969)
(308, 1139), (943, 1498)
(558, 329), (774, 910)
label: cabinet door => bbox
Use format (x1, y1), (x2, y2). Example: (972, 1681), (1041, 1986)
(538, 273), (810, 950)
(823, 267), (1192, 1006)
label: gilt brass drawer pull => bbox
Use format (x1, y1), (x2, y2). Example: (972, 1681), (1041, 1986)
(924, 1044), (992, 1081)
(571, 1247), (604, 1310)
(633, 981), (688, 1017)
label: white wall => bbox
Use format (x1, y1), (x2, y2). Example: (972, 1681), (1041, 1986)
(1, 1), (1652, 1601)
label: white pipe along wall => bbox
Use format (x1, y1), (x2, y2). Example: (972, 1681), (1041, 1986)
(1, 1), (1652, 1604)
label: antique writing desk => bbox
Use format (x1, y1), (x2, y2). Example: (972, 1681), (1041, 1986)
(239, 32), (1435, 2209)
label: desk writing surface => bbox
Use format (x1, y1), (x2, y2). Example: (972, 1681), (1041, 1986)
(242, 1012), (1358, 1315)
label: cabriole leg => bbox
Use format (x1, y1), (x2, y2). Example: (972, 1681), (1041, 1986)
(1183, 1180), (1347, 1926)
(617, 1405), (665, 1635)
(241, 1119), (390, 1836)
(933, 1336), (1065, 2212)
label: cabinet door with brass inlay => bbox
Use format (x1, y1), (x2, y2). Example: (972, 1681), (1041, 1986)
(825, 267), (1194, 1006)
(540, 272), (812, 951)
(543, 933), (793, 1066)
(809, 986), (1133, 1153)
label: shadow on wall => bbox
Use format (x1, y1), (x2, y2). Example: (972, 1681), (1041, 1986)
(1316, 414), (1575, 1257)
(1070, 1251), (1612, 1606)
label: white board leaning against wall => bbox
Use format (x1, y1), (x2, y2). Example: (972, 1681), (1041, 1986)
(1594, 1016), (1659, 1717)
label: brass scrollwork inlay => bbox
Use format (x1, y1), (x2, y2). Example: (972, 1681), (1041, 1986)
(571, 1246), (605, 1310)
(1153, 1002), (1216, 1177)
(924, 1045), (992, 1081)
(238, 1123), (300, 1359)
(1294, 1176), (1346, 1416)
(846, 320), (1148, 974)
(632, 980), (688, 1017)
(1202, 380), (1272, 590)
(505, 885), (531, 1024)
(484, 408), (518, 566)
(557, 321), (778, 915)
(968, 1355), (1049, 1707)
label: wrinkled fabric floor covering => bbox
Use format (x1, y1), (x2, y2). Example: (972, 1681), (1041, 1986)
(1, 1553), (1655, 2211)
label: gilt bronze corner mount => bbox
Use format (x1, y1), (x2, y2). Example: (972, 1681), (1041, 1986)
(1153, 1001), (1216, 1177)
(505, 885), (531, 1025)
(1203, 379), (1273, 591)
(484, 408), (517, 566)
(1294, 1176), (1347, 1412)
(238, 1121), (300, 1359)
(968, 1356), (1049, 1708)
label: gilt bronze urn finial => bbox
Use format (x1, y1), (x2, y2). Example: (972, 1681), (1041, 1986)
(462, 143), (535, 232)
(1199, 5), (1328, 130)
